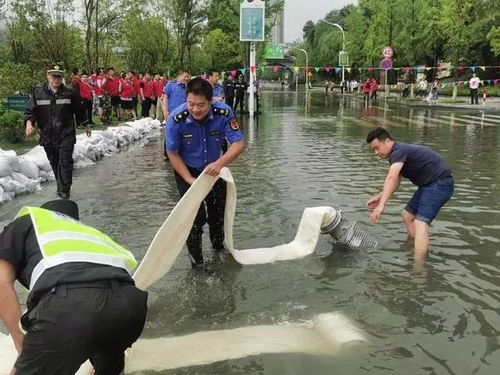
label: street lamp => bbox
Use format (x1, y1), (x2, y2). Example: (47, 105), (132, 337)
(297, 48), (309, 90)
(320, 20), (346, 85)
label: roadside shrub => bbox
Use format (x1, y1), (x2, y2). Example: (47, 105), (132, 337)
(0, 110), (25, 143)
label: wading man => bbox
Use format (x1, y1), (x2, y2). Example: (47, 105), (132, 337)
(365, 127), (454, 263)
(166, 78), (244, 269)
(0, 199), (147, 375)
(25, 64), (89, 200)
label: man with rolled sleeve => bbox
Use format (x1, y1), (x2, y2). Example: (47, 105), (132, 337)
(25, 64), (89, 200)
(365, 127), (454, 264)
(166, 78), (244, 268)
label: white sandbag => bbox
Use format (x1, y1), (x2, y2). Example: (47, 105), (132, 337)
(24, 147), (52, 172)
(18, 158), (40, 180)
(0, 176), (16, 192)
(11, 172), (39, 194)
(0, 158), (13, 177)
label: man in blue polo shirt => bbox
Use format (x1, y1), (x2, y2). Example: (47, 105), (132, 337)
(207, 69), (224, 102)
(166, 78), (244, 269)
(163, 69), (190, 118)
(365, 127), (453, 263)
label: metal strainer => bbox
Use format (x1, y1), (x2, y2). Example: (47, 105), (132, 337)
(321, 208), (378, 250)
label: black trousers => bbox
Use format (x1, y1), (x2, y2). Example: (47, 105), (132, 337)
(43, 145), (74, 197)
(174, 167), (226, 264)
(141, 97), (153, 118)
(16, 280), (148, 375)
(234, 95), (244, 114)
(470, 88), (479, 104)
(225, 96), (234, 108)
(82, 98), (93, 124)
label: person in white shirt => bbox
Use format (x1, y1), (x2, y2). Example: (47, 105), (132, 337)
(469, 73), (480, 105)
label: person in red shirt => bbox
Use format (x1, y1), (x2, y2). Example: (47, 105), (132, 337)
(370, 78), (378, 100)
(103, 68), (121, 121)
(79, 71), (95, 126)
(363, 78), (371, 102)
(70, 68), (81, 98)
(140, 72), (155, 118)
(119, 72), (137, 120)
(152, 73), (165, 120)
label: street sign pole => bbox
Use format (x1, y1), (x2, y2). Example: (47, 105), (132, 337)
(249, 43), (256, 115)
(240, 0), (265, 117)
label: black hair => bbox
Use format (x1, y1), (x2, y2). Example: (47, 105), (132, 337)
(72, 67), (79, 75)
(121, 72), (126, 79)
(366, 127), (393, 143)
(81, 71), (89, 76)
(207, 69), (219, 77)
(186, 77), (213, 101)
(178, 69), (189, 76)
(107, 67), (115, 72)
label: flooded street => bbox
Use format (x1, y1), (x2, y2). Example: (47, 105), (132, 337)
(1, 90), (500, 374)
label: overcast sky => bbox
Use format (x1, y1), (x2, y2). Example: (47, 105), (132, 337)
(284, 0), (357, 42)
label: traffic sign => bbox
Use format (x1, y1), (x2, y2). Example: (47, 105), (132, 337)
(382, 46), (394, 58)
(240, 0), (265, 42)
(380, 58), (393, 70)
(339, 51), (349, 66)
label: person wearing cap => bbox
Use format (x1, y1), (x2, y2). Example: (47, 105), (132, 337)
(0, 199), (148, 375)
(166, 78), (244, 269)
(25, 64), (89, 200)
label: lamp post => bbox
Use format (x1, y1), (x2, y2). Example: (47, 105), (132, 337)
(297, 48), (309, 90)
(320, 20), (346, 85)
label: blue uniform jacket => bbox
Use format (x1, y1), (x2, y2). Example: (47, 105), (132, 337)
(166, 102), (243, 171)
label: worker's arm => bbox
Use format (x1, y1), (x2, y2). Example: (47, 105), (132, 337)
(205, 140), (244, 176)
(167, 150), (195, 185)
(0, 259), (24, 355)
(24, 89), (37, 138)
(368, 162), (403, 223)
(163, 94), (169, 119)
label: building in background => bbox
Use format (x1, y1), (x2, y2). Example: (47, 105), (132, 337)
(270, 0), (285, 45)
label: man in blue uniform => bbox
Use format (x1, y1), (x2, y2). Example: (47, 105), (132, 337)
(162, 69), (190, 119)
(166, 78), (244, 268)
(207, 69), (224, 102)
(365, 127), (454, 263)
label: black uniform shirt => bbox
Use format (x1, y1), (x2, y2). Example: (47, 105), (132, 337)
(0, 216), (134, 309)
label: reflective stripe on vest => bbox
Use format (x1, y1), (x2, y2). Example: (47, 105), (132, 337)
(15, 207), (137, 290)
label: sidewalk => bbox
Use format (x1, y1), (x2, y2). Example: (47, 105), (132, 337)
(399, 96), (500, 111)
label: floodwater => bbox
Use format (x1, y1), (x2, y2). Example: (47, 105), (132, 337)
(1, 90), (500, 374)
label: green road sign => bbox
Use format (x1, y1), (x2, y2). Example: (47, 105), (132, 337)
(240, 1), (265, 42)
(263, 45), (284, 59)
(339, 51), (349, 66)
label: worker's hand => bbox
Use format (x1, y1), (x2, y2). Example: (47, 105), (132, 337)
(369, 204), (385, 223)
(9, 367), (17, 375)
(204, 161), (224, 177)
(25, 121), (36, 138)
(164, 111), (169, 119)
(366, 193), (382, 211)
(85, 127), (92, 137)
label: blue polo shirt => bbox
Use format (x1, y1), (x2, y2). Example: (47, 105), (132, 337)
(163, 80), (186, 113)
(213, 84), (224, 99)
(389, 142), (452, 187)
(166, 102), (243, 171)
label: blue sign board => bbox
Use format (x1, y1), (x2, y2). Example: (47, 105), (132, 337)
(240, 4), (265, 41)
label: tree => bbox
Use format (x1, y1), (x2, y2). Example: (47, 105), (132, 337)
(202, 28), (240, 70)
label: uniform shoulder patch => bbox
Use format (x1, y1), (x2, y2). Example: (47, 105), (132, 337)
(230, 117), (240, 131)
(173, 110), (189, 123)
(213, 107), (230, 116)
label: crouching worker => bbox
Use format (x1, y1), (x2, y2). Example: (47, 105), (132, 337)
(365, 127), (454, 264)
(0, 199), (147, 375)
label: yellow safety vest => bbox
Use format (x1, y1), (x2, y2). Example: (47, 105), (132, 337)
(15, 206), (137, 290)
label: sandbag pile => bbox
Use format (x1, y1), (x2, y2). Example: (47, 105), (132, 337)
(0, 118), (162, 203)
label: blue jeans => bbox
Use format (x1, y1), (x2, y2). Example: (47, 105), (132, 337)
(405, 177), (454, 224)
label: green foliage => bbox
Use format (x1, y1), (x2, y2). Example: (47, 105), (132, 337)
(0, 62), (42, 96)
(0, 110), (25, 144)
(202, 29), (241, 70)
(294, 0), (500, 72)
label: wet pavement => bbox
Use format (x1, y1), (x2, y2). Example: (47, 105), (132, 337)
(1, 90), (499, 374)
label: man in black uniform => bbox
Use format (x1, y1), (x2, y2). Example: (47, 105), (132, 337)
(25, 64), (89, 200)
(0, 199), (147, 375)
(223, 74), (235, 108)
(233, 75), (248, 115)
